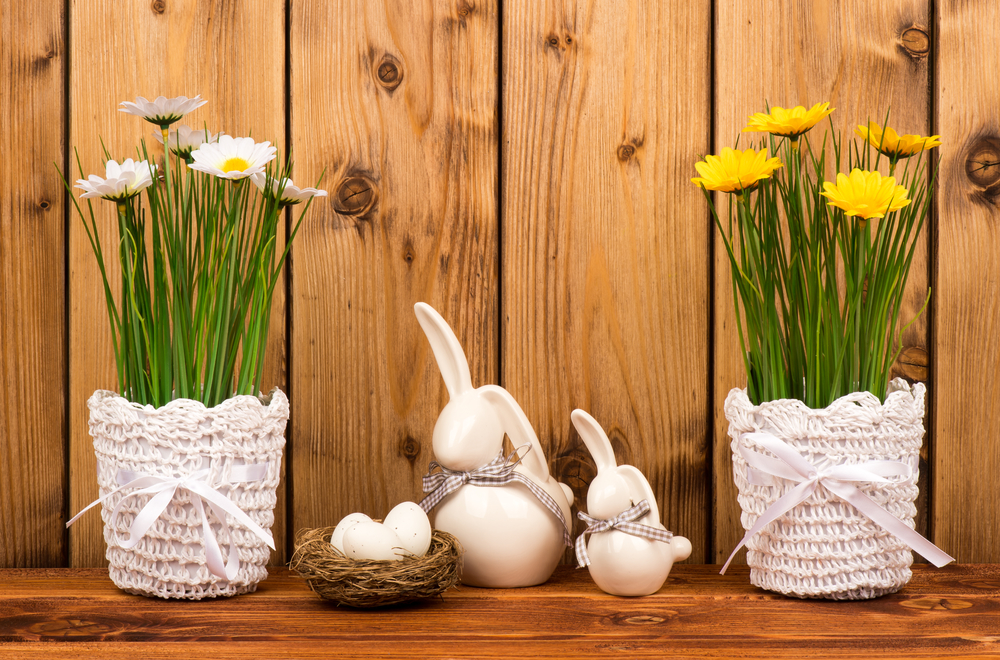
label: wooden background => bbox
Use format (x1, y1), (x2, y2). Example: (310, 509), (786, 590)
(1, 0), (998, 568)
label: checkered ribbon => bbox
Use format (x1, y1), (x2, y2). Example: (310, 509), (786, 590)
(419, 446), (572, 547)
(575, 500), (674, 568)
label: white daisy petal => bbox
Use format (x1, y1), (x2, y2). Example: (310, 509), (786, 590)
(187, 136), (277, 181)
(154, 124), (220, 158)
(251, 173), (327, 205)
(75, 159), (157, 202)
(119, 94), (207, 126)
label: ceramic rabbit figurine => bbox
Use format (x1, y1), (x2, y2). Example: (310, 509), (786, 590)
(572, 409), (692, 596)
(415, 302), (574, 588)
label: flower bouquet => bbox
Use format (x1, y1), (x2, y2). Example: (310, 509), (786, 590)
(63, 95), (326, 599)
(694, 103), (953, 599)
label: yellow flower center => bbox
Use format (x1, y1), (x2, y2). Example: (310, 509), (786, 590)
(221, 157), (252, 174)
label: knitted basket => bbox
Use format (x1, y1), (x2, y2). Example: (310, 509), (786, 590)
(87, 388), (288, 600)
(724, 378), (925, 600)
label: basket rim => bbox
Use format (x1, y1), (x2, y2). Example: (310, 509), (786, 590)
(725, 378), (924, 419)
(88, 387), (287, 418)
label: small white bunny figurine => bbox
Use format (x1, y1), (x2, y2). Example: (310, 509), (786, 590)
(572, 409), (692, 596)
(415, 302), (574, 588)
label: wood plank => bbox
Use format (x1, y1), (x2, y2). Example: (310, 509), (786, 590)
(501, 0), (712, 560)
(712, 0), (933, 564)
(0, 566), (998, 659)
(932, 1), (1000, 563)
(0, 0), (67, 567)
(68, 0), (287, 566)
(288, 2), (498, 530)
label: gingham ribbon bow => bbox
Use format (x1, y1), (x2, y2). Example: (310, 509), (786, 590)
(575, 500), (674, 568)
(720, 432), (954, 574)
(67, 464), (275, 581)
(419, 446), (572, 546)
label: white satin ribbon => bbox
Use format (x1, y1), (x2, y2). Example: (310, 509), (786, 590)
(720, 432), (954, 574)
(67, 463), (275, 581)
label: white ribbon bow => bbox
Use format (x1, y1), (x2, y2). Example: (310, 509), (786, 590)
(721, 432), (954, 574)
(67, 463), (275, 581)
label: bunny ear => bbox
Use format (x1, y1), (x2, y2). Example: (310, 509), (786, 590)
(618, 465), (661, 526)
(414, 302), (473, 399)
(478, 385), (551, 482)
(570, 409), (618, 473)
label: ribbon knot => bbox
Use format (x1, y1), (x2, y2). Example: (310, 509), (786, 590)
(419, 446), (572, 547)
(67, 463), (275, 581)
(721, 432), (954, 574)
(575, 500), (674, 568)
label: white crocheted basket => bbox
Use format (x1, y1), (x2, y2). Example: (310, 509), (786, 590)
(725, 379), (924, 600)
(87, 388), (288, 600)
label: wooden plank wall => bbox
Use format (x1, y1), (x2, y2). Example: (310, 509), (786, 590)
(0, 0), (999, 568)
(0, 0), (66, 567)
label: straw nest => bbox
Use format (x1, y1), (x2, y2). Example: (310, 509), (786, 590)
(289, 526), (463, 608)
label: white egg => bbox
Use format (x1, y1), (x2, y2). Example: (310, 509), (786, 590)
(329, 512), (373, 554)
(383, 501), (432, 557)
(343, 521), (406, 561)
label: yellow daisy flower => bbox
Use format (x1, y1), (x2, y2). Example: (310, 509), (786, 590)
(855, 122), (942, 159)
(820, 169), (911, 222)
(692, 147), (783, 197)
(743, 102), (834, 140)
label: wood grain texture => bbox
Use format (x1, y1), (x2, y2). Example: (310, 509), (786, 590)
(289, 1), (498, 530)
(502, 0), (712, 560)
(712, 0), (932, 563)
(68, 0), (287, 566)
(932, 0), (1000, 563)
(0, 0), (66, 567)
(1, 566), (999, 658)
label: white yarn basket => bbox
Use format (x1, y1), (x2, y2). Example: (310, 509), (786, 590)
(87, 388), (288, 600)
(725, 378), (925, 600)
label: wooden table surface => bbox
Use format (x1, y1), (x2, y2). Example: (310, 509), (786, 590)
(1, 565), (999, 658)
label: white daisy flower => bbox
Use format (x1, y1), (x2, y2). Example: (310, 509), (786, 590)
(119, 95), (207, 126)
(250, 172), (328, 205)
(153, 124), (220, 159)
(188, 135), (277, 181)
(75, 159), (157, 201)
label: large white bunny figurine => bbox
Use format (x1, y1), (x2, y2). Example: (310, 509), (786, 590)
(572, 409), (692, 596)
(415, 302), (574, 588)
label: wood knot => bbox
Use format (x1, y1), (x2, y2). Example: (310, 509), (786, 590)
(966, 137), (1000, 197)
(624, 615), (664, 625)
(399, 435), (421, 462)
(150, 0), (166, 14)
(375, 56), (402, 92)
(545, 33), (576, 49)
(457, 1), (473, 17)
(333, 175), (378, 217)
(900, 597), (973, 611)
(402, 240), (415, 265)
(900, 27), (929, 58)
(28, 617), (114, 638)
(617, 144), (635, 162)
(892, 345), (929, 383)
(38, 200), (50, 210)
(610, 612), (670, 626)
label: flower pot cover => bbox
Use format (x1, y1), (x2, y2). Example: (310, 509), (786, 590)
(724, 379), (924, 599)
(87, 389), (288, 600)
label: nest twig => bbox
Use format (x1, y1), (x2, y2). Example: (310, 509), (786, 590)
(289, 526), (463, 608)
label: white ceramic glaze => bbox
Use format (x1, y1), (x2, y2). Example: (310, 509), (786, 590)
(572, 409), (692, 596)
(415, 302), (574, 588)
